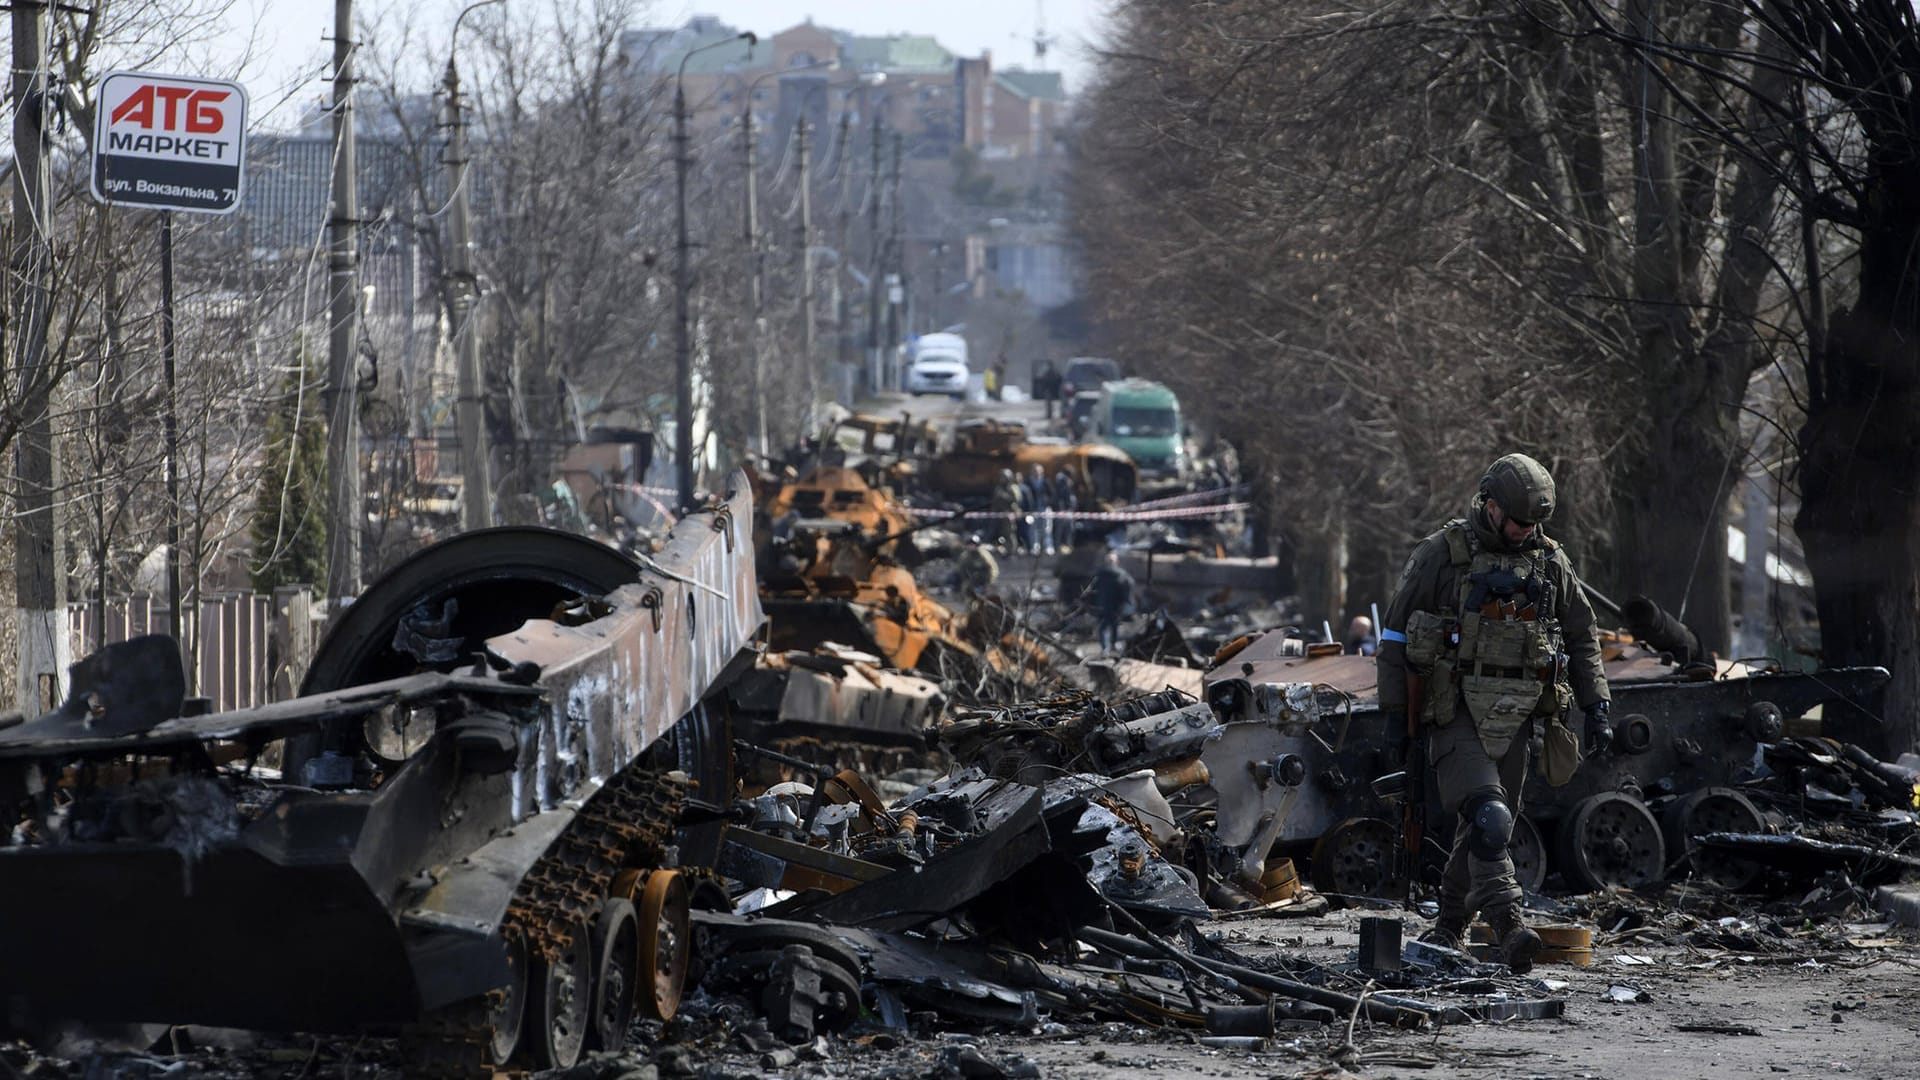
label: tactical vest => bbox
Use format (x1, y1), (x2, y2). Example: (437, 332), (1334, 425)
(1405, 521), (1571, 760)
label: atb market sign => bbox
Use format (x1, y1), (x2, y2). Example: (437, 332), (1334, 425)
(91, 71), (248, 214)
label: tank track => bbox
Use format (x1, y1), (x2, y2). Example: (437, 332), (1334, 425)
(402, 766), (685, 1078)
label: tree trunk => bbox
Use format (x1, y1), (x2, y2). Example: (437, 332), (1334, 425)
(1290, 521), (1347, 643)
(1797, 216), (1920, 759)
(1615, 409), (1737, 656)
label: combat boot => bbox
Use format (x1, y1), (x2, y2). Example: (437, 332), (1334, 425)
(1488, 907), (1543, 974)
(1416, 903), (1469, 953)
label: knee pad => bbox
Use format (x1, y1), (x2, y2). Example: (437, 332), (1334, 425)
(1465, 793), (1515, 860)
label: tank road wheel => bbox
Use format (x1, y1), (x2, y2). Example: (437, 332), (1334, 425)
(1661, 786), (1766, 891)
(589, 898), (640, 1052)
(1557, 792), (1666, 892)
(638, 869), (693, 1021)
(486, 929), (531, 1066)
(529, 918), (593, 1070)
(1510, 813), (1548, 895)
(1310, 817), (1403, 902)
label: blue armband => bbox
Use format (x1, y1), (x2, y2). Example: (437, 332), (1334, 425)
(1380, 628), (1408, 644)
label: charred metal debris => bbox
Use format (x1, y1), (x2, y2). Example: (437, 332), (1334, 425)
(2, 449), (1918, 1079)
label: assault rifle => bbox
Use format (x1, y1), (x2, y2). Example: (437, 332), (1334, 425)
(1399, 669), (1426, 902)
(1372, 668), (1427, 905)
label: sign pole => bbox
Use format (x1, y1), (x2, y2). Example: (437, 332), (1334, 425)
(159, 209), (183, 664)
(89, 67), (249, 678)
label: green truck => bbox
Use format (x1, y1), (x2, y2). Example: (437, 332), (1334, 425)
(1092, 378), (1188, 489)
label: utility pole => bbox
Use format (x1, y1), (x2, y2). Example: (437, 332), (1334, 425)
(672, 81), (695, 511)
(740, 101), (767, 457)
(866, 109), (883, 396)
(323, 0), (363, 604)
(10, 0), (68, 713)
(160, 214), (181, 669)
(444, 43), (493, 532)
(668, 31), (756, 509)
(885, 131), (904, 388)
(929, 240), (948, 332)
(796, 117), (816, 412)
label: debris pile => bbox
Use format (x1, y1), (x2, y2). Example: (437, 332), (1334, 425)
(696, 680), (1585, 1057)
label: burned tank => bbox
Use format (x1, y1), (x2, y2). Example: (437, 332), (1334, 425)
(921, 418), (1139, 512)
(0, 478), (763, 1074)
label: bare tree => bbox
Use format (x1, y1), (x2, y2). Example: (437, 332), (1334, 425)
(1070, 1), (1800, 648)
(1571, 0), (1920, 753)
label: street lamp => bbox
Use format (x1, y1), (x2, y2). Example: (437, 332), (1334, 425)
(740, 58), (834, 459)
(674, 29), (756, 512)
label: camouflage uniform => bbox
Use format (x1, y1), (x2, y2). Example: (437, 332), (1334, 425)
(1377, 454), (1610, 970)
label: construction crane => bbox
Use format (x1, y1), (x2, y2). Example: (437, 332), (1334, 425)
(1032, 0), (1054, 68)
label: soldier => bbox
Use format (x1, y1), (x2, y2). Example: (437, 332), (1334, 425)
(1376, 453), (1611, 973)
(989, 469), (1023, 550)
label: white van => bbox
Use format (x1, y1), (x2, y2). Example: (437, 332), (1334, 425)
(906, 332), (970, 398)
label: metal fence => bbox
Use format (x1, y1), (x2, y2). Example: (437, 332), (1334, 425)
(68, 586), (319, 712)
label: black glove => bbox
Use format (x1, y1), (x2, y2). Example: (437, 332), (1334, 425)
(1583, 701), (1613, 756)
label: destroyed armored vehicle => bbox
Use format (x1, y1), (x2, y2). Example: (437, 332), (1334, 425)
(938, 601), (1892, 913)
(921, 418), (1138, 512)
(759, 464), (917, 560)
(1196, 616), (1891, 899)
(757, 527), (1052, 707)
(0, 481), (763, 1075)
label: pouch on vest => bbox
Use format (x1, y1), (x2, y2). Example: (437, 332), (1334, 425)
(1403, 610), (1457, 726)
(1461, 675), (1534, 759)
(1541, 713), (1580, 786)
(1404, 610), (1446, 669)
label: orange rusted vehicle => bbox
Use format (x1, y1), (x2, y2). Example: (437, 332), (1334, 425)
(762, 465), (915, 541)
(922, 419), (1138, 509)
(758, 525), (1051, 701)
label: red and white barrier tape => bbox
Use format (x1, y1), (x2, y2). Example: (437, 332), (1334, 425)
(905, 502), (1248, 524)
(605, 481), (1246, 524)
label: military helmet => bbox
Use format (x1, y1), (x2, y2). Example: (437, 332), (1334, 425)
(1479, 453), (1556, 524)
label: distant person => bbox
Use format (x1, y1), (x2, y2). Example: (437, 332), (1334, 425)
(988, 468), (1022, 549)
(955, 540), (1000, 593)
(1344, 614), (1377, 656)
(1035, 359), (1061, 407)
(1024, 464), (1052, 554)
(1087, 549), (1136, 654)
(991, 354), (1010, 401)
(1051, 470), (1077, 552)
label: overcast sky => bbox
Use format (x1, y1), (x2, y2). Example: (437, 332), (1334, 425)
(221, 0), (1111, 131)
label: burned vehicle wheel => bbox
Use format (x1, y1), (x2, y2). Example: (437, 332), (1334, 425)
(1661, 786), (1766, 891)
(1557, 792), (1666, 892)
(486, 929), (531, 1065)
(638, 870), (693, 1021)
(1310, 817), (1403, 901)
(589, 898), (639, 1052)
(1511, 813), (1548, 894)
(530, 919), (594, 1069)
